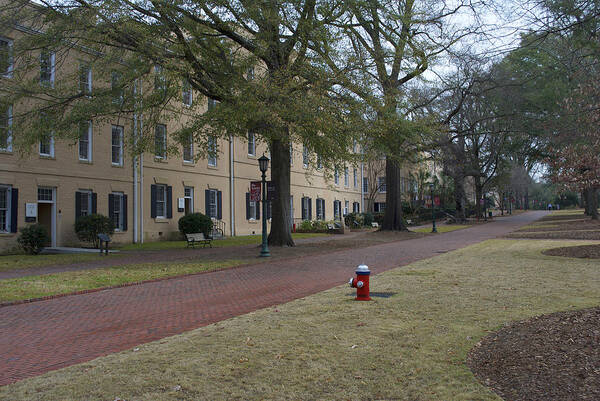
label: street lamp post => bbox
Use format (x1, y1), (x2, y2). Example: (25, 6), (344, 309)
(258, 155), (270, 257)
(484, 192), (488, 221)
(430, 183), (437, 233)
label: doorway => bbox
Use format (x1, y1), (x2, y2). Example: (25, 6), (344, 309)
(37, 187), (56, 247)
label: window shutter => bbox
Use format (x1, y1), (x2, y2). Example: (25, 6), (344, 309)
(256, 197), (260, 220)
(246, 192), (250, 220)
(108, 194), (115, 221)
(166, 186), (173, 218)
(217, 191), (222, 220)
(150, 185), (157, 218)
(10, 188), (18, 233)
(301, 198), (306, 220)
(122, 195), (128, 231)
(205, 189), (210, 216)
(75, 191), (82, 219)
(91, 192), (97, 214)
(308, 198), (312, 220)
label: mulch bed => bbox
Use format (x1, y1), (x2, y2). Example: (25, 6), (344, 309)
(468, 307), (600, 401)
(518, 221), (600, 233)
(506, 230), (600, 240)
(543, 244), (600, 259)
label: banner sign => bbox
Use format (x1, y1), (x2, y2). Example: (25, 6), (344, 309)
(434, 196), (441, 207)
(250, 181), (261, 202)
(267, 181), (276, 201)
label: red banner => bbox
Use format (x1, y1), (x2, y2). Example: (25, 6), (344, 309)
(250, 181), (261, 202)
(434, 196), (441, 207)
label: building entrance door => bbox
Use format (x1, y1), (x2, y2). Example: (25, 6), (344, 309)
(37, 187), (57, 247)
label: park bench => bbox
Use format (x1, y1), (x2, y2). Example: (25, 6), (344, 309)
(185, 233), (213, 248)
(371, 222), (379, 228)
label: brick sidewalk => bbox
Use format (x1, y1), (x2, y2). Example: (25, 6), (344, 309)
(0, 211), (546, 385)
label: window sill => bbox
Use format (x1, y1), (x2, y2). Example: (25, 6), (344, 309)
(247, 154), (256, 159)
(207, 165), (218, 170)
(0, 149), (13, 154)
(79, 160), (93, 165)
(182, 161), (195, 167)
(113, 230), (127, 234)
(111, 164), (124, 168)
(154, 157), (168, 163)
(0, 233), (15, 237)
(39, 155), (55, 160)
(248, 219), (259, 224)
(154, 218), (170, 223)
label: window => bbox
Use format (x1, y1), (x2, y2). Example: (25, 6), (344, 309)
(246, 192), (259, 220)
(344, 167), (349, 187)
(184, 187), (194, 214)
(344, 200), (349, 216)
(334, 168), (339, 185)
(353, 202), (360, 213)
(155, 184), (166, 218)
(375, 202), (386, 212)
(0, 37), (13, 77)
(0, 186), (10, 233)
(155, 124), (167, 159)
(76, 190), (94, 218)
(38, 187), (53, 201)
(333, 200), (341, 220)
(40, 50), (55, 87)
(247, 132), (255, 156)
(316, 198), (325, 220)
(378, 176), (386, 193)
(39, 131), (54, 157)
(317, 155), (322, 170)
(289, 142), (294, 165)
(207, 136), (217, 167)
(183, 133), (193, 163)
(353, 168), (358, 188)
(155, 65), (166, 94)
(109, 192), (126, 231)
(182, 79), (192, 106)
(363, 177), (368, 193)
(0, 104), (12, 152)
(208, 98), (216, 111)
(111, 71), (123, 105)
(111, 125), (123, 166)
(247, 67), (254, 81)
(206, 189), (218, 218)
(353, 139), (358, 153)
(301, 197), (312, 220)
(302, 144), (309, 167)
(78, 121), (92, 161)
(79, 63), (92, 95)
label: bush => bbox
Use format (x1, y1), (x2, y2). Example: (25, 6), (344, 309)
(344, 213), (364, 228)
(178, 212), (213, 237)
(362, 212), (374, 227)
(17, 224), (49, 254)
(298, 220), (313, 232)
(373, 212), (385, 225)
(75, 214), (114, 248)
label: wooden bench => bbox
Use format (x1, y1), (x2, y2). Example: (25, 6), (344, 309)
(185, 233), (212, 248)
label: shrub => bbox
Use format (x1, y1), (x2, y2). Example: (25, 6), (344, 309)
(312, 220), (328, 231)
(362, 212), (374, 227)
(298, 220), (313, 232)
(373, 212), (385, 225)
(75, 214), (114, 248)
(178, 212), (213, 237)
(17, 224), (49, 254)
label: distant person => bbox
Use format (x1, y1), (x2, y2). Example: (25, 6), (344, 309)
(548, 203), (552, 210)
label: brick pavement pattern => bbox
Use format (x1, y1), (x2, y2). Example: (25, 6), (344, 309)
(0, 211), (546, 385)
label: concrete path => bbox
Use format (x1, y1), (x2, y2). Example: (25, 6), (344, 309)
(0, 211), (546, 385)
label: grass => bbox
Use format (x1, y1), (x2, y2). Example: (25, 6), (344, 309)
(119, 232), (328, 251)
(412, 224), (469, 234)
(0, 253), (112, 272)
(0, 259), (246, 303)
(3, 238), (599, 400)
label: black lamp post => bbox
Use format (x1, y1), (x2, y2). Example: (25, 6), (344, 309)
(483, 191), (488, 221)
(258, 155), (270, 257)
(430, 183), (437, 233)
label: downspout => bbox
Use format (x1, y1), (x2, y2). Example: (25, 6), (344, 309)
(229, 134), (235, 236)
(133, 114), (138, 243)
(360, 162), (364, 213)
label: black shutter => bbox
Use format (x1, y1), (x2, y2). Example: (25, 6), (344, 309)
(166, 186), (173, 218)
(246, 192), (250, 220)
(256, 197), (260, 220)
(217, 191), (222, 220)
(91, 192), (97, 214)
(308, 198), (312, 220)
(10, 188), (18, 233)
(122, 194), (128, 231)
(108, 194), (115, 221)
(322, 200), (326, 220)
(205, 189), (210, 216)
(150, 185), (157, 218)
(75, 191), (82, 219)
(301, 198), (306, 220)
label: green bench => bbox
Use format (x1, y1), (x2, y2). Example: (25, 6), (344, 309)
(185, 233), (212, 248)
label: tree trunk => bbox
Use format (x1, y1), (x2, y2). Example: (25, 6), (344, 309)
(583, 188), (591, 215)
(474, 178), (482, 219)
(454, 174), (467, 222)
(586, 187), (599, 220)
(268, 138), (295, 246)
(381, 158), (408, 231)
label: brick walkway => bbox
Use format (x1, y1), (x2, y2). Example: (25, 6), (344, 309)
(0, 211), (546, 385)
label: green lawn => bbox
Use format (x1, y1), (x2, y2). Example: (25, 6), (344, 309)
(0, 253), (112, 272)
(412, 224), (469, 233)
(0, 259), (246, 303)
(3, 239), (598, 400)
(119, 232), (328, 251)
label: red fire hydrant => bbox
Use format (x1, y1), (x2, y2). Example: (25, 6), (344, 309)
(348, 264), (371, 301)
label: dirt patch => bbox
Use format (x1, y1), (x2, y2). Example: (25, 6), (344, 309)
(468, 307), (600, 401)
(507, 230), (600, 240)
(543, 244), (600, 259)
(518, 221), (600, 232)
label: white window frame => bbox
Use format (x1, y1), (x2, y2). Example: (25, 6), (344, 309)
(208, 98), (216, 111)
(363, 177), (368, 193)
(184, 186), (194, 214)
(334, 168), (339, 185)
(154, 65), (166, 93)
(247, 67), (254, 80)
(111, 125), (124, 166)
(0, 37), (14, 78)
(111, 71), (123, 105)
(208, 136), (217, 167)
(0, 104), (12, 152)
(78, 121), (92, 161)
(353, 168), (358, 188)
(0, 185), (11, 233)
(112, 192), (124, 231)
(378, 176), (386, 193)
(155, 184), (167, 218)
(79, 62), (92, 96)
(302, 197), (310, 221)
(79, 189), (92, 217)
(183, 133), (194, 163)
(344, 167), (349, 187)
(302, 144), (309, 167)
(248, 197), (258, 220)
(208, 189), (217, 218)
(316, 198), (325, 220)
(248, 132), (256, 156)
(155, 124), (167, 160)
(182, 79), (192, 106)
(344, 200), (349, 216)
(39, 132), (55, 157)
(40, 50), (55, 87)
